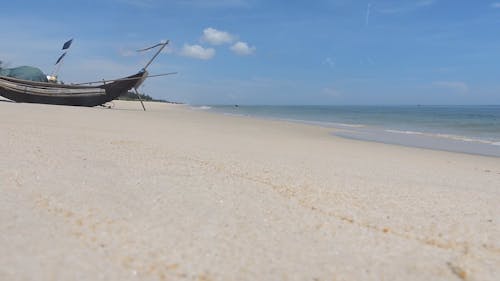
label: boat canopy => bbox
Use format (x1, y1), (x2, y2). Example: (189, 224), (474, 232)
(0, 66), (48, 82)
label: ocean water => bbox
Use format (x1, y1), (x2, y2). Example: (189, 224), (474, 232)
(203, 105), (500, 157)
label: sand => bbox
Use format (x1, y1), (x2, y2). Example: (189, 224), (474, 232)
(1, 99), (499, 281)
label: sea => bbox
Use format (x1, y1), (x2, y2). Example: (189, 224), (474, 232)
(198, 105), (500, 157)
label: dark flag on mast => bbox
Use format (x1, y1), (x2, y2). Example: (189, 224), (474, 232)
(62, 39), (73, 50)
(55, 52), (66, 65)
(51, 38), (74, 77)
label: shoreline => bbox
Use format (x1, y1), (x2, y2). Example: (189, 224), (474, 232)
(334, 131), (500, 158)
(1, 100), (499, 280)
(204, 105), (500, 158)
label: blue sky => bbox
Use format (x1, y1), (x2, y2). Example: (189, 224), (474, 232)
(1, 0), (500, 105)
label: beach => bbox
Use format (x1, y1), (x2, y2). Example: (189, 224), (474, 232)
(1, 99), (499, 281)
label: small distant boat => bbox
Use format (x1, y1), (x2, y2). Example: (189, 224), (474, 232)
(0, 40), (171, 108)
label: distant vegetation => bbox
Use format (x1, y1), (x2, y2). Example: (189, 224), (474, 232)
(119, 91), (182, 104)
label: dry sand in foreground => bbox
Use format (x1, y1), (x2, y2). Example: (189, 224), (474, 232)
(1, 100), (499, 281)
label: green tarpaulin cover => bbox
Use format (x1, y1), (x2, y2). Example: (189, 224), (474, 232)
(0, 66), (48, 82)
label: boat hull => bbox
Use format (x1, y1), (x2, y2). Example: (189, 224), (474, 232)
(0, 72), (146, 107)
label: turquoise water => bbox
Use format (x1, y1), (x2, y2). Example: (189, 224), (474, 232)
(204, 105), (500, 157)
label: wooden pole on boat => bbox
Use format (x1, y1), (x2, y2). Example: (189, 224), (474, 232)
(131, 40), (170, 111)
(134, 88), (146, 111)
(139, 40), (169, 71)
(72, 72), (177, 86)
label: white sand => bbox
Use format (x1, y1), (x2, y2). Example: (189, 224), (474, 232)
(1, 100), (499, 281)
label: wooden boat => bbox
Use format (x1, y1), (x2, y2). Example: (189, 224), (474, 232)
(0, 71), (146, 107)
(0, 40), (169, 108)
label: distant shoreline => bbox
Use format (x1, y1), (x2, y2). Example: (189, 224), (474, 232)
(207, 104), (500, 157)
(118, 91), (183, 104)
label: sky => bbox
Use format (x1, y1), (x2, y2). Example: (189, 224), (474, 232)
(1, 0), (500, 105)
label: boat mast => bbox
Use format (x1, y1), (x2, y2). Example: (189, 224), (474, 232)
(138, 40), (169, 71)
(133, 40), (170, 111)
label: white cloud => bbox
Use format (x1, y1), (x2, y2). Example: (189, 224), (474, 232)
(323, 57), (336, 68)
(432, 81), (469, 94)
(365, 3), (371, 26)
(180, 44), (215, 60)
(491, 2), (500, 8)
(202, 27), (235, 45)
(230, 41), (256, 55)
